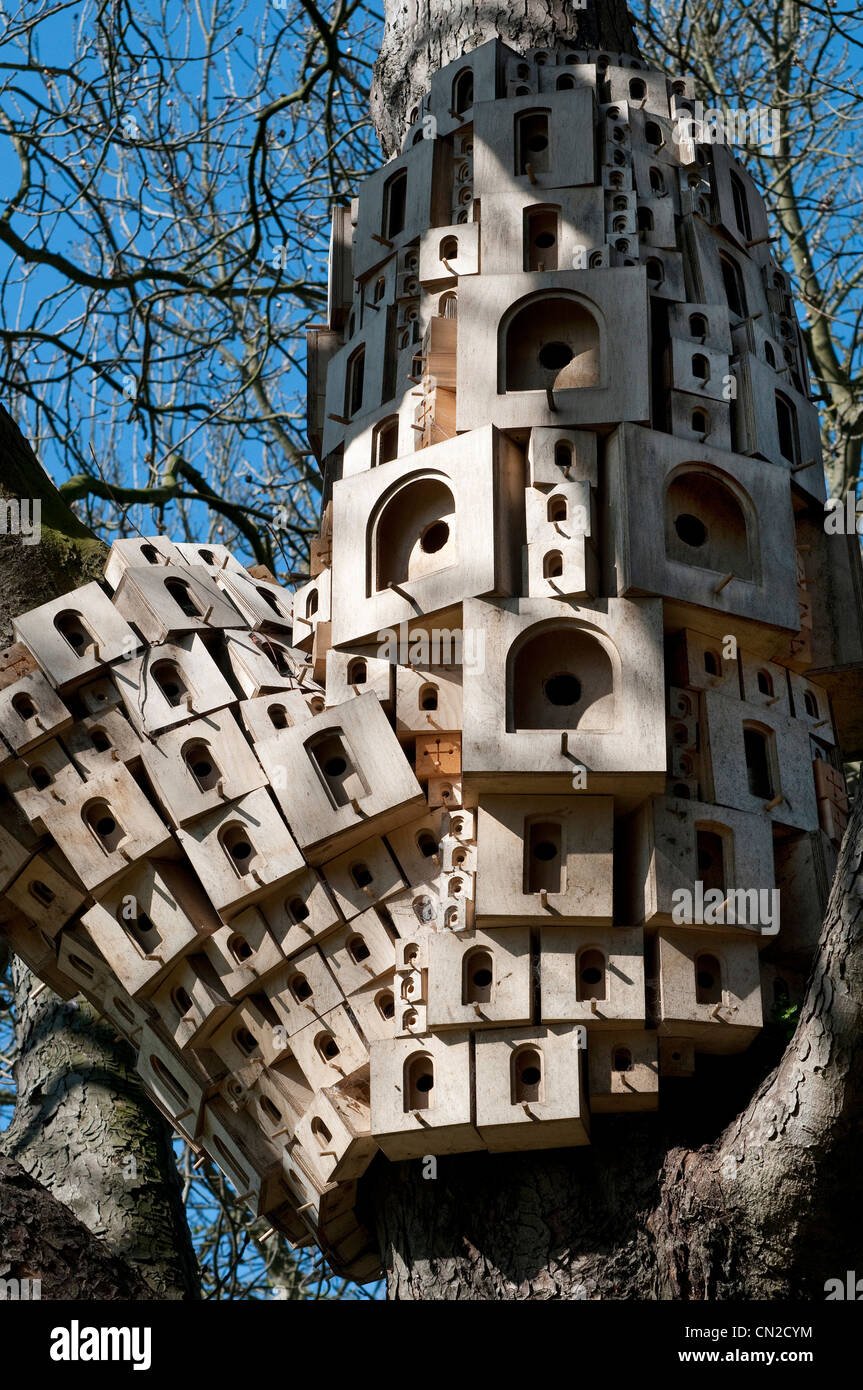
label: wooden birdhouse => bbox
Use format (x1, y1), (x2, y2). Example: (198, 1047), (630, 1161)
(13, 582), (139, 691)
(369, 1030), (482, 1160)
(112, 563), (244, 643)
(177, 788), (306, 916)
(656, 929), (763, 1052)
(0, 32), (857, 1286)
(474, 1024), (591, 1151)
(588, 1031), (659, 1112)
(253, 692), (425, 862)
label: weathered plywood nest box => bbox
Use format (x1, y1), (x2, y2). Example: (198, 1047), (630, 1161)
(2, 41), (862, 1283)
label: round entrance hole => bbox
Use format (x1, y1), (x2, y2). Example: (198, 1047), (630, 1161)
(674, 513), (708, 547)
(533, 840), (558, 861)
(420, 520), (450, 554)
(544, 673), (581, 706)
(323, 756), (347, 777)
(520, 1066), (542, 1086)
(538, 341), (573, 371)
(535, 231), (556, 249)
(415, 1072), (434, 1093)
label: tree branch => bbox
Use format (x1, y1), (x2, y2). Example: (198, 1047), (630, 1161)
(0, 1154), (158, 1300)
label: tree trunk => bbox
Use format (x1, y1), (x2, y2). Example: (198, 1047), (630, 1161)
(3, 959), (200, 1299)
(370, 0), (640, 157)
(0, 1153), (158, 1300)
(0, 404), (199, 1299)
(366, 0), (861, 1300)
(0, 404), (106, 633)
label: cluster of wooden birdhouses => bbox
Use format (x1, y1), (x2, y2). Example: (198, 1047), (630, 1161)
(3, 39), (863, 1284)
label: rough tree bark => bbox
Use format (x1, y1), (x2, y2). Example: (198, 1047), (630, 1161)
(0, 405), (199, 1299)
(0, 1154), (158, 1300)
(365, 0), (861, 1299)
(370, 0), (640, 158)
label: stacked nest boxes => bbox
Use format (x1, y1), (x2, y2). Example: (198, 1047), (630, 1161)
(308, 37), (862, 1156)
(0, 544), (391, 1280)
(3, 40), (863, 1285)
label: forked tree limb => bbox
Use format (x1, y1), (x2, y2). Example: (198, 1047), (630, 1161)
(0, 1154), (158, 1300)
